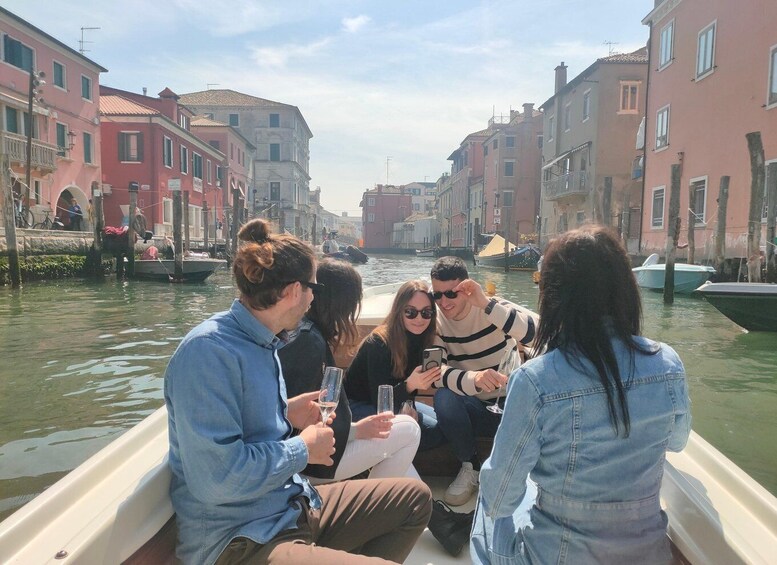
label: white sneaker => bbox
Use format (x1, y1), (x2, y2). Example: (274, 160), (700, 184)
(444, 462), (479, 506)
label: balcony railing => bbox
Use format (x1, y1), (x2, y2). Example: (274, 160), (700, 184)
(1, 131), (58, 173)
(543, 171), (589, 200)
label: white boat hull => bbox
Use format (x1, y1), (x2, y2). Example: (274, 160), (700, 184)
(632, 263), (716, 294)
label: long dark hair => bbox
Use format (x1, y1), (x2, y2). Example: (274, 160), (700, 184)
(372, 280), (437, 380)
(233, 218), (315, 310)
(536, 225), (651, 437)
(308, 258), (362, 351)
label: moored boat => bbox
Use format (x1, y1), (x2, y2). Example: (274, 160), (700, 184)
(475, 235), (541, 271)
(695, 281), (777, 332)
(1, 282), (776, 564)
(133, 257), (226, 282)
(632, 253), (716, 294)
(415, 248), (436, 257)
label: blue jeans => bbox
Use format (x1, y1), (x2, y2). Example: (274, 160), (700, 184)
(434, 387), (502, 463)
(349, 399), (446, 452)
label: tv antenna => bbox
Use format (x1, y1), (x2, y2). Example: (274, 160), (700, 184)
(603, 40), (619, 56)
(386, 156), (392, 185)
(79, 26), (101, 54)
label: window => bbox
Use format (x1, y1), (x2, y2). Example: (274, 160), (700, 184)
(53, 61), (65, 88)
(270, 143), (280, 161)
(163, 136), (173, 168)
(270, 182), (281, 201)
(659, 20), (674, 68)
(229, 114), (239, 127)
(22, 111), (37, 138)
(620, 81), (639, 113)
(118, 132), (143, 162)
(414, 203), (420, 211)
(576, 211), (586, 225)
(483, 144), (488, 156)
(582, 90), (591, 121)
(506, 136), (515, 148)
(690, 177), (707, 226)
(3, 34), (33, 71)
(548, 116), (554, 140)
(537, 134), (543, 149)
(81, 75), (92, 101)
(180, 145), (189, 174)
(564, 103), (572, 131)
(656, 105), (670, 149)
(193, 153), (203, 179)
(163, 198), (172, 224)
(769, 46), (777, 106)
(493, 139), (498, 150)
(367, 213), (375, 222)
(697, 22), (716, 79)
(216, 166), (223, 186)
(178, 113), (188, 130)
(367, 197), (375, 206)
(502, 191), (514, 207)
(270, 113), (280, 127)
(504, 161), (515, 177)
(209, 140), (220, 150)
(56, 123), (67, 157)
(5, 107), (18, 133)
(83, 132), (93, 164)
(651, 187), (665, 228)
(207, 159), (212, 183)
(33, 179), (41, 204)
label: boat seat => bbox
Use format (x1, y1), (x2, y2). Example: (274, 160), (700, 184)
(123, 515), (179, 565)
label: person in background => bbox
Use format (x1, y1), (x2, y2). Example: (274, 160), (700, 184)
(429, 256), (539, 506)
(131, 206), (148, 242)
(345, 280), (447, 454)
(68, 198), (83, 231)
(165, 218), (431, 565)
(280, 258), (422, 483)
(471, 225), (691, 565)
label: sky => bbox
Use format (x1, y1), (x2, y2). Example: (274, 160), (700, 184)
(5, 0), (653, 215)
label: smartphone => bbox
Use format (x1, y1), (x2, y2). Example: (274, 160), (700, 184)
(422, 348), (443, 371)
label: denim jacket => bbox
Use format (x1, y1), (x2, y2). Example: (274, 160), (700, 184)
(164, 299), (320, 565)
(472, 336), (691, 565)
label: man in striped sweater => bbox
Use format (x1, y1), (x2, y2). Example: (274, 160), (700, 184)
(430, 257), (538, 506)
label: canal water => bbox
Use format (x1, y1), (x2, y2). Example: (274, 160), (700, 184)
(1, 254), (776, 522)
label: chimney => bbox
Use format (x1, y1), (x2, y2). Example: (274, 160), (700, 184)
(554, 62), (568, 93)
(522, 103), (534, 120)
(142, 87), (147, 96)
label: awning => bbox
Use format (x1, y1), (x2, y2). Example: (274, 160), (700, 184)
(542, 141), (591, 170)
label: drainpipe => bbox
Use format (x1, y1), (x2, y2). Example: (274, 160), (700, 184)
(639, 29), (653, 257)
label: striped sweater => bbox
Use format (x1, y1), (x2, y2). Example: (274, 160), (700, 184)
(433, 297), (538, 400)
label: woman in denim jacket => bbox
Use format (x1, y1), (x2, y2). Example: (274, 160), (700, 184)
(471, 225), (691, 565)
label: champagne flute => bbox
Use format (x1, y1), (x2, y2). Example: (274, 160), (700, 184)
(487, 348), (520, 414)
(377, 385), (394, 458)
(319, 367), (343, 425)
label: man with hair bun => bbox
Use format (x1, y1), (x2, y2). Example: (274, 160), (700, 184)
(165, 219), (432, 565)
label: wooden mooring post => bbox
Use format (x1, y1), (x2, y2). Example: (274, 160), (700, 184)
(1, 148), (21, 288)
(127, 182), (138, 278)
(183, 190), (190, 253)
(203, 202), (210, 257)
(90, 182), (105, 278)
(231, 188), (241, 261)
(746, 132), (765, 283)
(602, 177), (612, 227)
(687, 180), (696, 264)
(767, 162), (777, 283)
(714, 176), (730, 275)
(664, 164), (682, 304)
(173, 190), (184, 281)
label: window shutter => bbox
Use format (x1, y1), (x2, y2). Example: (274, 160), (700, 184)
(137, 133), (144, 162)
(118, 132), (126, 161)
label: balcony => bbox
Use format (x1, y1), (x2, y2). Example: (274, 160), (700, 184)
(543, 171), (589, 200)
(2, 131), (57, 174)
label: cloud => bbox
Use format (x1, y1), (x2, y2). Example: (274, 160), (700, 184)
(249, 38), (332, 69)
(342, 15), (371, 34)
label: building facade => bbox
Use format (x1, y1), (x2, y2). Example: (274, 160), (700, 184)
(1, 6), (106, 228)
(641, 0), (777, 260)
(99, 88), (225, 238)
(178, 90), (313, 240)
(447, 129), (489, 248)
(539, 51), (648, 251)
(360, 184), (412, 249)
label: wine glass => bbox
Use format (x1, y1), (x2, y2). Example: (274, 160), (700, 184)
(319, 367), (343, 425)
(487, 348), (520, 414)
(377, 385), (394, 458)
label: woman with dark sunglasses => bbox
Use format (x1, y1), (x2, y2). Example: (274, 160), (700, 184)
(279, 259), (423, 483)
(345, 280), (448, 453)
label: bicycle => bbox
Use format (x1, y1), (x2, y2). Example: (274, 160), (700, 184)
(13, 199), (34, 228)
(33, 209), (60, 230)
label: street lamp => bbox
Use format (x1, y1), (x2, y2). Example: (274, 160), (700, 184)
(25, 69), (45, 209)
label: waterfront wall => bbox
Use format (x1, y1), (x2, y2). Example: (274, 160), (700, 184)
(0, 230), (93, 257)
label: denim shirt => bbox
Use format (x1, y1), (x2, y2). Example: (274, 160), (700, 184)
(164, 299), (320, 565)
(472, 336), (691, 565)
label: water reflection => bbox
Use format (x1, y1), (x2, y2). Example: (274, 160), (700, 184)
(1, 257), (775, 523)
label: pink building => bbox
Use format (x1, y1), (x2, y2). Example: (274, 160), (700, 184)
(641, 0), (777, 261)
(482, 105), (544, 244)
(360, 185), (412, 249)
(1, 6), (106, 228)
(99, 87), (225, 238)
(447, 129), (489, 248)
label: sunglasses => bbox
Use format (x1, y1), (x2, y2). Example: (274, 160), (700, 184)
(404, 306), (434, 320)
(432, 290), (459, 301)
(287, 280), (325, 294)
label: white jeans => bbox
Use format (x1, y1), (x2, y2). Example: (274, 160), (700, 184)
(308, 415), (421, 484)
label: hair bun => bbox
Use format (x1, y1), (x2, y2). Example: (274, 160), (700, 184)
(238, 218), (272, 243)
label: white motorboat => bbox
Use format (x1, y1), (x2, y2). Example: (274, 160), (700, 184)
(632, 253), (716, 294)
(695, 281), (777, 332)
(1, 282), (776, 564)
(133, 257), (226, 282)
